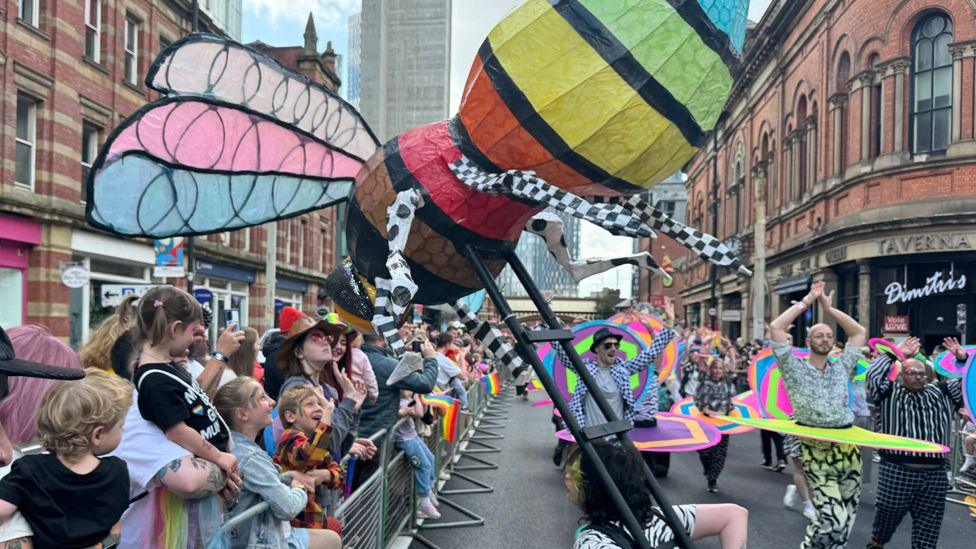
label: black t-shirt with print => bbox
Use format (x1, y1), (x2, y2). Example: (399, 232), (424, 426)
(134, 362), (229, 452)
(0, 453), (129, 548)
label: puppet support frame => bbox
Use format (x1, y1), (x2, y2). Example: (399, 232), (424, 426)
(462, 244), (696, 549)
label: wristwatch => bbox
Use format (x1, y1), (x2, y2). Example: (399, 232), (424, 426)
(212, 352), (230, 363)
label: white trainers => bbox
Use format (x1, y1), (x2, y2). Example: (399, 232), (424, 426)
(960, 455), (974, 474)
(439, 470), (451, 481)
(417, 499), (441, 519)
(803, 501), (817, 521)
(428, 491), (439, 507)
(783, 484), (798, 508)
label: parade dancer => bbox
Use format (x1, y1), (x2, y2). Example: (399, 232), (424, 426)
(865, 336), (965, 549)
(768, 281), (868, 549)
(694, 357), (737, 492)
(554, 318), (674, 430)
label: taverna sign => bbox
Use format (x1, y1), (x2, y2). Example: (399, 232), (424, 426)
(884, 271), (967, 305)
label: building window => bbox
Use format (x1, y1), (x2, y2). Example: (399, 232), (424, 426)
(298, 220), (306, 268)
(912, 13), (953, 154)
(124, 16), (140, 85)
(15, 95), (37, 189)
(18, 0), (38, 26)
(659, 200), (677, 218)
(84, 0), (101, 63)
(733, 151), (744, 234)
(81, 123), (100, 185)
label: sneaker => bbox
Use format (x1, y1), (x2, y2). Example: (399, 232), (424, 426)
(803, 501), (817, 521)
(783, 484), (798, 508)
(460, 407), (473, 415)
(759, 462), (773, 470)
(872, 453), (881, 463)
(417, 499), (441, 520)
(773, 461), (787, 473)
(439, 470), (451, 481)
(707, 480), (717, 493)
(428, 491), (439, 507)
(961, 455), (974, 473)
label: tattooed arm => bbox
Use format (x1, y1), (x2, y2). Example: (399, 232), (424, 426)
(153, 457), (231, 500)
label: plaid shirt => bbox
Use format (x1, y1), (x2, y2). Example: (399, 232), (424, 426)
(555, 328), (673, 427)
(273, 422), (344, 529)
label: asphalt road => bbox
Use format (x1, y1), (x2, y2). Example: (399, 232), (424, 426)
(411, 390), (975, 548)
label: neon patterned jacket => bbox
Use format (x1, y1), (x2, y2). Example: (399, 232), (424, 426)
(273, 422), (343, 528)
(555, 328), (673, 427)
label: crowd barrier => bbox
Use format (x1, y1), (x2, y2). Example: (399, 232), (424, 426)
(210, 361), (514, 549)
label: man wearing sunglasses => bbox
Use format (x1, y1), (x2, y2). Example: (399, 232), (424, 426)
(865, 336), (965, 549)
(554, 310), (674, 432)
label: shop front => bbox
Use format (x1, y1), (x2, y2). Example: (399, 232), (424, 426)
(0, 214), (40, 329)
(871, 254), (975, 351)
(70, 230), (156, 347)
(194, 259), (255, 342)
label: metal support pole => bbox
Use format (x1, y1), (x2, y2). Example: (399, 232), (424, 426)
(264, 222), (277, 330)
(464, 244), (693, 549)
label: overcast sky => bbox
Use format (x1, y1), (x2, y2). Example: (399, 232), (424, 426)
(242, 0), (773, 297)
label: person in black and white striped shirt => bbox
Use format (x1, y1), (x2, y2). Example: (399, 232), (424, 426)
(865, 336), (965, 549)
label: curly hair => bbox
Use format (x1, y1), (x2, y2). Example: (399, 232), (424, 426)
(568, 440), (658, 527)
(37, 369), (132, 459)
(79, 295), (138, 371)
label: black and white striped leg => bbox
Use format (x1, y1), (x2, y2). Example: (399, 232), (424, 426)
(385, 189), (424, 316)
(525, 212), (671, 284)
(451, 299), (525, 377)
(604, 194), (751, 275)
(372, 278), (405, 357)
(449, 156), (652, 239)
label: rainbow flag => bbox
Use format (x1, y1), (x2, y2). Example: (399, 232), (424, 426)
(482, 371), (501, 395)
(420, 394), (460, 442)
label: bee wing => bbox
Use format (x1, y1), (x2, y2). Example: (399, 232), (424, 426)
(86, 97), (359, 237)
(147, 34), (380, 163)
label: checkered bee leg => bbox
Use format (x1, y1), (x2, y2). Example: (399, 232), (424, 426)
(620, 195), (752, 275)
(384, 189), (424, 316)
(449, 156), (653, 239)
(371, 278), (405, 357)
(525, 212), (670, 284)
(451, 299), (524, 375)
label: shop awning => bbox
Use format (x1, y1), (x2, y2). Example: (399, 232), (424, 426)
(772, 275), (811, 295)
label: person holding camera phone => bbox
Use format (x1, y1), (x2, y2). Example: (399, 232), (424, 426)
(434, 334), (471, 414)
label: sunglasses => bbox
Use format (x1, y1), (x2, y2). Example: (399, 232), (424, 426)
(601, 342), (620, 350)
(307, 331), (334, 345)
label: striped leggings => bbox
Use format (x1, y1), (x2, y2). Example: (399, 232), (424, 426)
(698, 435), (730, 483)
(871, 460), (948, 549)
(800, 440), (862, 549)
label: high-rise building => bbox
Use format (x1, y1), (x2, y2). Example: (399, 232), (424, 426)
(200, 0), (243, 40)
(498, 210), (581, 298)
(346, 12), (362, 108)
(359, 0), (452, 142)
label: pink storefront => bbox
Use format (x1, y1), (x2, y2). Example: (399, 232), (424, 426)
(0, 213), (40, 329)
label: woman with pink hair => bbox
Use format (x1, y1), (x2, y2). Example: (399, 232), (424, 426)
(0, 325), (85, 548)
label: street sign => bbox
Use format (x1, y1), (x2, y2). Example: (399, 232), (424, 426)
(192, 289), (214, 304)
(883, 315), (910, 333)
(708, 307), (718, 317)
(720, 309), (741, 322)
(61, 265), (90, 289)
(101, 284), (152, 307)
(153, 265), (185, 278)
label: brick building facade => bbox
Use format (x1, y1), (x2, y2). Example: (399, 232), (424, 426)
(0, 2), (344, 347)
(679, 0), (976, 351)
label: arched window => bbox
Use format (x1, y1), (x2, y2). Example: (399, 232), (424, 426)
(796, 96), (808, 198)
(869, 54), (882, 158)
(912, 13), (953, 154)
(836, 53), (851, 170)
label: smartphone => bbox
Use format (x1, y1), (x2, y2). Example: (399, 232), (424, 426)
(224, 309), (241, 332)
(411, 340), (422, 352)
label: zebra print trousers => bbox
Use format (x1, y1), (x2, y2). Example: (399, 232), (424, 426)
(800, 440), (862, 549)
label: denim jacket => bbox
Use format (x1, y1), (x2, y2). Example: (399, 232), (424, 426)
(228, 431), (307, 548)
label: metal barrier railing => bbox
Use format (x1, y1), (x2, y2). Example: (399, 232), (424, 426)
(207, 367), (513, 549)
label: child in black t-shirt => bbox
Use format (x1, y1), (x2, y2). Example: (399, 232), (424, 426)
(132, 286), (236, 478)
(0, 369), (133, 548)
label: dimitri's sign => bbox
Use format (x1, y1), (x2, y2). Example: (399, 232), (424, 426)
(884, 271), (968, 304)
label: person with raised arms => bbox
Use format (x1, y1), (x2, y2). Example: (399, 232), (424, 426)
(767, 280), (867, 549)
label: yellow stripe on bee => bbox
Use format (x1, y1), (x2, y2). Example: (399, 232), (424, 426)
(487, 0), (695, 186)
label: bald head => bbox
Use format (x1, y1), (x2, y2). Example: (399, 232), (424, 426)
(807, 323), (835, 356)
(900, 358), (933, 391)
